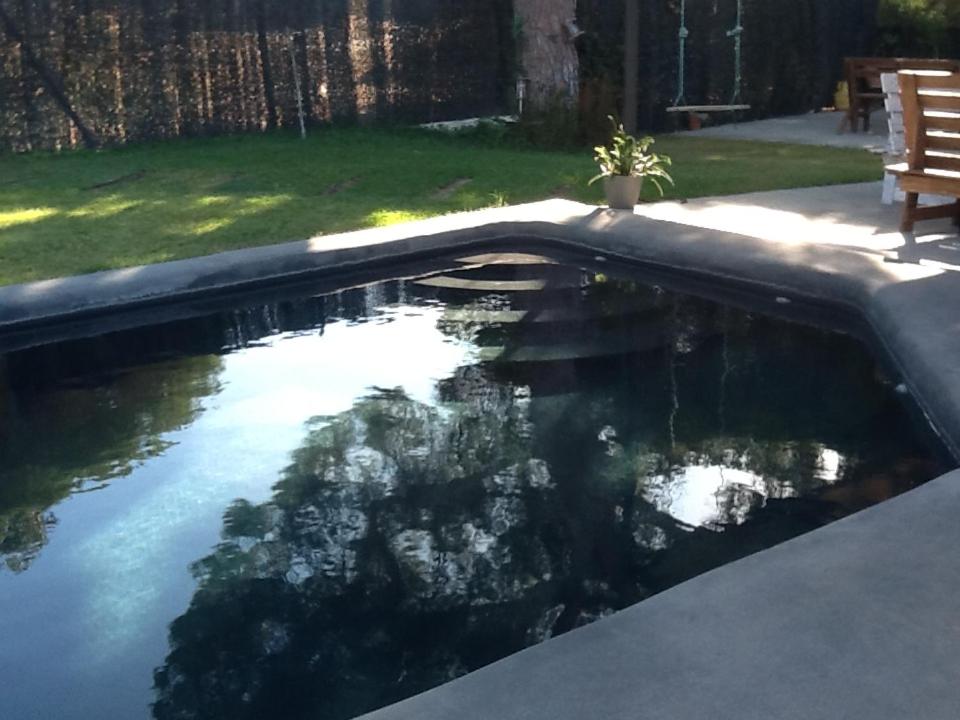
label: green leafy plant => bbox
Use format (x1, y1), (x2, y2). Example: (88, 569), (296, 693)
(589, 117), (674, 195)
(489, 190), (509, 207)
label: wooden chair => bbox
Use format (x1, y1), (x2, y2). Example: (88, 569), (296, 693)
(886, 71), (960, 233)
(880, 71), (953, 207)
(844, 57), (960, 133)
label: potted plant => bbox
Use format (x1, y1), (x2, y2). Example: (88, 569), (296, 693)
(590, 117), (673, 210)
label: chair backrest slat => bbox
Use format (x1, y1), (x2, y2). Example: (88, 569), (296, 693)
(918, 93), (960, 112)
(925, 133), (960, 152)
(910, 72), (960, 90)
(924, 154), (960, 173)
(923, 115), (960, 133)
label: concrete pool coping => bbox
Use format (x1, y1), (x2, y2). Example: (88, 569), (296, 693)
(1, 192), (959, 718)
(2, 194), (958, 456)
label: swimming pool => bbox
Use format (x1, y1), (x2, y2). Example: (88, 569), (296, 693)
(0, 250), (947, 720)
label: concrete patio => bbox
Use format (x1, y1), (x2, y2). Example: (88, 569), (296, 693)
(635, 180), (960, 269)
(683, 109), (890, 153)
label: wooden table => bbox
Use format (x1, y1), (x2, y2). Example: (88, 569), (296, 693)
(843, 57), (960, 133)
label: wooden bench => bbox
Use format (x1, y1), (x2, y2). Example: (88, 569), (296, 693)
(886, 71), (960, 233)
(844, 57), (960, 133)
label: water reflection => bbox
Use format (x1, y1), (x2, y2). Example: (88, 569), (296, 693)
(0, 355), (224, 572)
(0, 287), (381, 573)
(0, 257), (946, 720)
(151, 270), (942, 720)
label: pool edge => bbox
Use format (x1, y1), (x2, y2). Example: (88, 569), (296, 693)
(1, 198), (956, 459)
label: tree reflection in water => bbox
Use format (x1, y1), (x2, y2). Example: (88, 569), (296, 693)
(0, 293), (330, 573)
(0, 355), (224, 573)
(152, 275), (943, 720)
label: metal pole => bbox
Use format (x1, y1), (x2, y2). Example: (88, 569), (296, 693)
(290, 35), (307, 140)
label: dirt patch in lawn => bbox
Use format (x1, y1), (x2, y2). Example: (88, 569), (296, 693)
(432, 177), (473, 200)
(323, 176), (361, 196)
(83, 170), (146, 191)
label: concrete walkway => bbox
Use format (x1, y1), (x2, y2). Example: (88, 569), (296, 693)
(683, 110), (890, 153)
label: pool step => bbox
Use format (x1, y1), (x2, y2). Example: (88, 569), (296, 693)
(441, 309), (531, 324)
(414, 276), (550, 292)
(414, 258), (588, 293)
(410, 284), (588, 311)
(454, 252), (559, 266)
(441, 263), (585, 283)
(478, 322), (675, 363)
(413, 262), (687, 366)
(442, 307), (651, 325)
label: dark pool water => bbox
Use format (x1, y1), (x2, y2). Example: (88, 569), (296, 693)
(0, 251), (948, 720)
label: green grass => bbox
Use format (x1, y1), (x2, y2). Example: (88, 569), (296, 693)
(0, 127), (883, 286)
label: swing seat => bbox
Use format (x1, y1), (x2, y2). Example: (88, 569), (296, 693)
(666, 104), (751, 113)
(670, 0), (749, 123)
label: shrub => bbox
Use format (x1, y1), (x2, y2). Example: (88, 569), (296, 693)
(876, 0), (960, 56)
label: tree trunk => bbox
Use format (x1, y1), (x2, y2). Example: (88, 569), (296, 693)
(514, 0), (579, 112)
(623, 0), (639, 133)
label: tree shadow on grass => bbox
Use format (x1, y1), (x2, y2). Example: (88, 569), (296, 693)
(0, 159), (564, 284)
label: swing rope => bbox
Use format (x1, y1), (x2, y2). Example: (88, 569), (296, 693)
(727, 0), (744, 105)
(673, 0), (689, 107)
(669, 0), (749, 111)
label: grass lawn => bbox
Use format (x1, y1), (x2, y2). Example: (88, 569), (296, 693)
(0, 127), (883, 286)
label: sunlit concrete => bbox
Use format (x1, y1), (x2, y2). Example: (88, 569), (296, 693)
(681, 109), (890, 152)
(634, 181), (960, 269)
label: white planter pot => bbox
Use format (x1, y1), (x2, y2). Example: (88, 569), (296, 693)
(604, 176), (643, 210)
